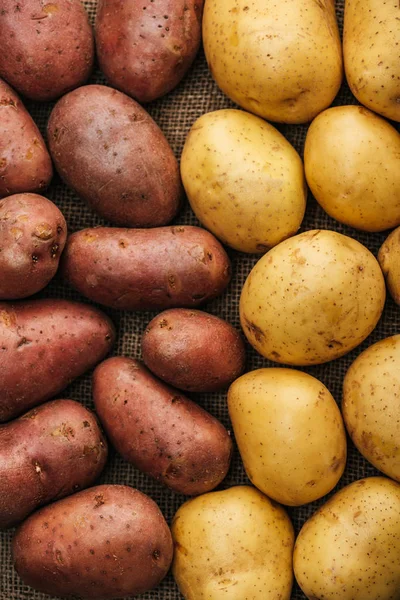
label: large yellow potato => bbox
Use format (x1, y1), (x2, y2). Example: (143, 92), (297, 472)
(378, 227), (400, 305)
(171, 486), (294, 599)
(294, 477), (400, 600)
(305, 106), (400, 232)
(203, 0), (342, 124)
(228, 369), (346, 506)
(344, 0), (400, 123)
(181, 109), (306, 253)
(240, 230), (385, 365)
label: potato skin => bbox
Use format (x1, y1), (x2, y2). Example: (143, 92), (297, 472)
(62, 226), (231, 310)
(93, 357), (232, 495)
(0, 399), (107, 529)
(47, 85), (181, 227)
(142, 309), (245, 392)
(0, 0), (94, 102)
(12, 484), (173, 600)
(0, 299), (115, 422)
(378, 227), (400, 305)
(96, 0), (204, 103)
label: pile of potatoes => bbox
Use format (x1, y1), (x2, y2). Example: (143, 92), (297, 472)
(0, 0), (399, 599)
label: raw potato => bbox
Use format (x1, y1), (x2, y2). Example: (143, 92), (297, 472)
(47, 85), (181, 227)
(203, 0), (342, 124)
(0, 399), (107, 529)
(344, 0), (400, 123)
(305, 106), (400, 232)
(181, 109), (306, 253)
(240, 230), (385, 365)
(12, 485), (173, 600)
(378, 227), (400, 305)
(96, 0), (204, 103)
(0, 193), (67, 299)
(0, 0), (94, 102)
(172, 485), (294, 600)
(93, 357), (232, 495)
(0, 299), (115, 422)
(294, 477), (400, 600)
(62, 226), (231, 310)
(228, 369), (346, 506)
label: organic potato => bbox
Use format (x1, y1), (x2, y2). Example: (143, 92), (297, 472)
(305, 106), (400, 232)
(0, 0), (94, 102)
(0, 399), (107, 529)
(62, 226), (231, 310)
(181, 109), (307, 253)
(378, 227), (400, 305)
(0, 299), (115, 422)
(93, 357), (232, 495)
(294, 477), (400, 600)
(240, 230), (385, 365)
(228, 369), (346, 506)
(47, 85), (181, 227)
(12, 485), (173, 600)
(142, 308), (245, 392)
(172, 485), (294, 600)
(96, 0), (204, 103)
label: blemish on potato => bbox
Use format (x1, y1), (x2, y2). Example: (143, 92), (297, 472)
(94, 494), (105, 508)
(34, 223), (53, 240)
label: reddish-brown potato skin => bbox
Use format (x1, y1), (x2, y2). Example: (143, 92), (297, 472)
(95, 0), (204, 103)
(47, 85), (181, 227)
(0, 0), (93, 101)
(142, 309), (246, 392)
(93, 358), (233, 495)
(12, 485), (173, 600)
(0, 299), (115, 422)
(0, 193), (67, 299)
(62, 226), (231, 310)
(0, 399), (107, 529)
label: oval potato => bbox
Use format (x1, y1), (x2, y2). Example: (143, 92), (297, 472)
(378, 226), (400, 305)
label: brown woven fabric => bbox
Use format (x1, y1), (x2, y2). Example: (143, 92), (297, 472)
(1, 1), (399, 598)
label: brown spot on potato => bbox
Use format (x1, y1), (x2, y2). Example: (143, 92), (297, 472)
(244, 318), (265, 344)
(330, 457), (342, 472)
(94, 494), (105, 508)
(306, 480), (316, 487)
(34, 223), (53, 240)
(55, 550), (63, 564)
(50, 243), (59, 258)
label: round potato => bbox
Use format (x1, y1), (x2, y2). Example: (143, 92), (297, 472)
(305, 106), (400, 231)
(378, 227), (400, 305)
(181, 109), (306, 253)
(240, 230), (385, 365)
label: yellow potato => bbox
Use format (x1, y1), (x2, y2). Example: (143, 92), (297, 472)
(181, 109), (307, 253)
(344, 0), (400, 123)
(171, 485), (294, 600)
(240, 229), (385, 365)
(203, 0), (342, 124)
(294, 477), (400, 600)
(228, 369), (346, 506)
(378, 227), (400, 305)
(305, 106), (400, 232)
(343, 335), (400, 482)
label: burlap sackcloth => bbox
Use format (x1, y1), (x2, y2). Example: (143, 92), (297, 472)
(1, 1), (399, 598)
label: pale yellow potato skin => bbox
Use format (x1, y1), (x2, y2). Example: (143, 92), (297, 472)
(228, 369), (346, 506)
(343, 335), (400, 482)
(171, 485), (294, 600)
(378, 227), (400, 305)
(305, 106), (400, 232)
(294, 477), (400, 600)
(181, 109), (306, 253)
(240, 230), (385, 365)
(202, 0), (342, 124)
(344, 0), (400, 123)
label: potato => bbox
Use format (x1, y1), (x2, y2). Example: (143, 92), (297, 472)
(93, 357), (232, 495)
(203, 0), (342, 124)
(62, 226), (231, 310)
(305, 106), (400, 232)
(0, 78), (52, 197)
(0, 299), (115, 422)
(141, 308), (245, 392)
(0, 399), (107, 529)
(0, 0), (93, 102)
(171, 485), (294, 599)
(378, 227), (400, 305)
(12, 484), (173, 600)
(344, 0), (400, 123)
(294, 477), (400, 600)
(228, 369), (346, 506)
(47, 85), (181, 227)
(96, 0), (204, 103)
(181, 109), (306, 253)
